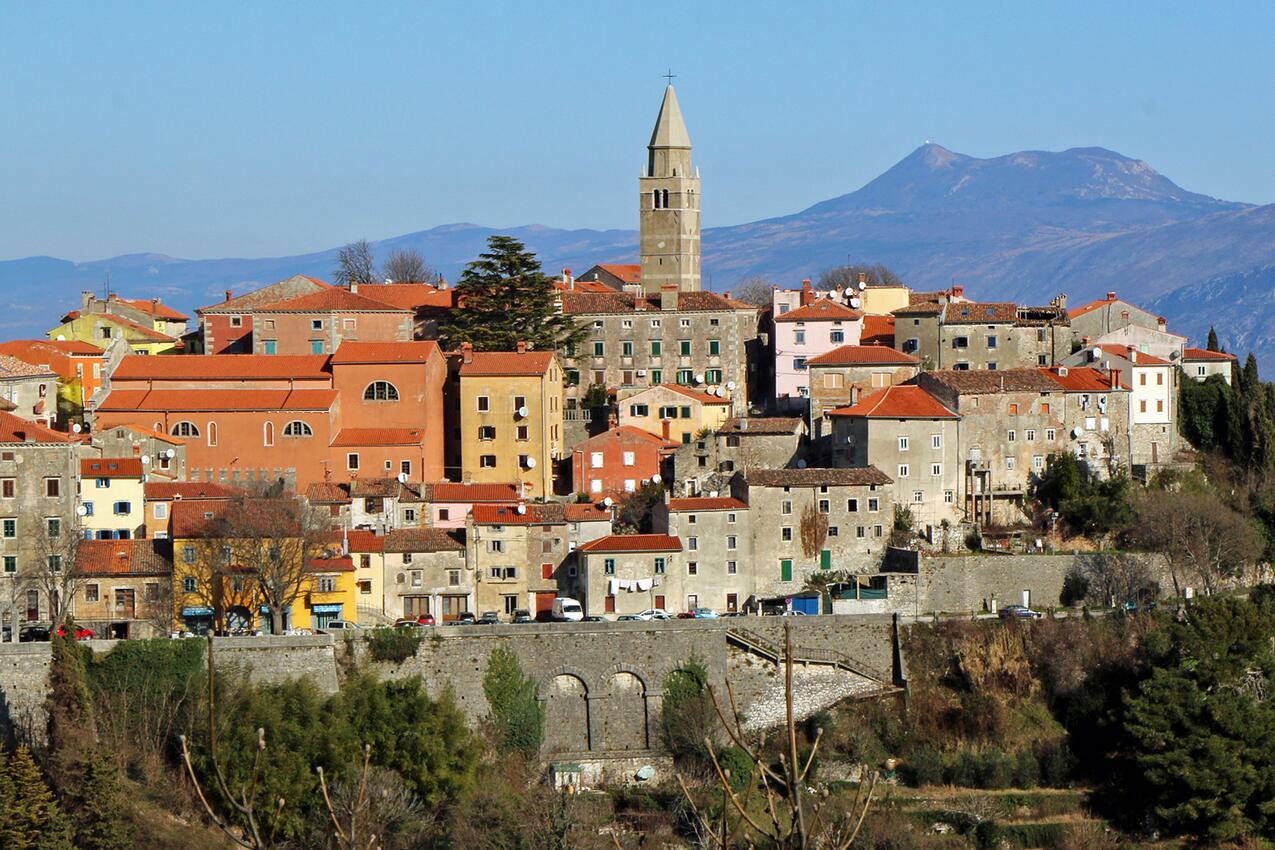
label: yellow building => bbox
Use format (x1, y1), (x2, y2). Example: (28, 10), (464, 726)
(300, 556), (359, 631)
(860, 284), (911, 316)
(458, 343), (564, 498)
(342, 529), (389, 624)
(78, 457), (146, 540)
(49, 311), (180, 356)
(617, 384), (731, 444)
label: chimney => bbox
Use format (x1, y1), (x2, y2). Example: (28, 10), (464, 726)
(81, 291), (93, 312)
(1111, 368), (1121, 390)
(952, 284), (965, 299)
(224, 290), (234, 302)
(563, 268), (574, 291)
(740, 418), (749, 432)
(1107, 292), (1117, 301)
(1126, 345), (1137, 363)
(460, 342), (474, 364)
(350, 282), (358, 293)
(801, 279), (813, 307)
(516, 340), (527, 354)
(859, 272), (867, 286)
(1157, 315), (1167, 331)
(1082, 336), (1091, 346)
(151, 297), (160, 313)
(661, 419), (671, 441)
(660, 282), (679, 311)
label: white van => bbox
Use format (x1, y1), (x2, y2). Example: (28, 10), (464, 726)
(551, 597), (584, 622)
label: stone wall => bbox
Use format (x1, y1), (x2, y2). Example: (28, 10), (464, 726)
(0, 643), (51, 745)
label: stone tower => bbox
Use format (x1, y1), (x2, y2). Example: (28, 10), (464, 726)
(639, 85), (701, 293)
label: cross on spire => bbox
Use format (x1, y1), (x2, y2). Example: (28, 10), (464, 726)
(663, 69), (676, 86)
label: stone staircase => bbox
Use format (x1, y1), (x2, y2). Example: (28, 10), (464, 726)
(725, 627), (897, 692)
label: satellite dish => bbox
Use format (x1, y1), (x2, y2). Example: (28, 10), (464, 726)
(525, 457), (537, 469)
(602, 497), (614, 507)
(713, 387), (724, 397)
(71, 423), (82, 433)
(693, 374), (704, 384)
(857, 281), (867, 291)
(650, 473), (662, 484)
(635, 765), (655, 781)
(166, 449), (176, 458)
(516, 503), (527, 515)
(397, 471), (409, 484)
(75, 505), (87, 516)
(846, 435), (855, 444)
(1071, 427), (1083, 439)
(726, 381), (736, 391)
(797, 459), (808, 468)
(516, 406), (529, 418)
(849, 297), (862, 309)
(56, 334), (66, 341)
(140, 455), (150, 464)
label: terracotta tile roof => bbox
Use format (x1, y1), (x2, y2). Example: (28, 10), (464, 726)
(458, 350), (556, 377)
(594, 264), (642, 284)
(578, 533), (682, 553)
(59, 310), (177, 342)
(1183, 347), (1237, 362)
(384, 527), (465, 553)
(924, 369), (1059, 394)
(305, 482), (351, 504)
(0, 354), (57, 379)
(116, 297), (190, 321)
(309, 556), (354, 572)
(170, 500), (234, 538)
(557, 278), (619, 293)
(944, 302), (1018, 324)
(773, 300), (863, 323)
(1067, 294), (1123, 320)
(744, 467), (893, 488)
(560, 290), (756, 315)
(108, 423), (185, 444)
(667, 496), (747, 511)
(330, 340), (439, 364)
(829, 385), (959, 419)
(256, 288), (412, 313)
(198, 275), (331, 314)
(807, 345), (919, 367)
(81, 457), (145, 478)
(171, 498), (303, 538)
(861, 315), (895, 346)
(110, 354), (331, 382)
(1040, 367), (1119, 392)
(1126, 351), (1173, 366)
(350, 477), (403, 497)
(331, 428), (424, 447)
(340, 528), (386, 553)
(564, 503), (613, 522)
(0, 410), (73, 443)
(719, 417), (803, 435)
(344, 284), (448, 310)
(647, 384), (731, 405)
(146, 481), (241, 501)
(425, 482), (520, 502)
(33, 339), (104, 356)
(471, 502), (566, 525)
(575, 425), (679, 450)
(98, 388), (337, 412)
(76, 539), (172, 577)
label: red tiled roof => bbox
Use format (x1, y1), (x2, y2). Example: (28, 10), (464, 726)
(109, 423), (185, 444)
(944, 302), (1017, 324)
(774, 300), (863, 323)
(564, 503), (613, 522)
(0, 354), (56, 379)
(861, 315), (895, 346)
(719, 417), (803, 435)
(321, 528), (385, 553)
(0, 410), (73, 443)
(344, 284), (446, 310)
(198, 275), (331, 314)
(470, 502), (566, 525)
(40, 339), (105, 356)
(1183, 347), (1237, 362)
(309, 556), (355, 572)
(639, 384), (730, 405)
(80, 458), (144, 478)
(667, 497), (747, 511)
(1067, 294), (1122, 320)
(384, 527), (466, 553)
(594, 263), (642, 284)
(577, 533), (682, 553)
(560, 290), (756, 315)
(807, 344), (919, 367)
(458, 350), (556, 377)
(557, 279), (617, 293)
(330, 340), (439, 365)
(116, 297), (190, 321)
(829, 385), (959, 420)
(575, 425), (680, 450)
(330, 427), (424, 447)
(426, 482), (520, 502)
(924, 369), (1059, 394)
(256, 288), (411, 313)
(76, 539), (172, 577)
(305, 482), (351, 504)
(146, 481), (241, 501)
(171, 498), (303, 538)
(1040, 367), (1119, 392)
(111, 354), (331, 382)
(59, 311), (177, 342)
(892, 301), (944, 317)
(97, 388), (337, 412)
(0, 341), (102, 378)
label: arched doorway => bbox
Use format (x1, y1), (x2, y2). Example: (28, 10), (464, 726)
(603, 671), (649, 751)
(542, 673), (590, 753)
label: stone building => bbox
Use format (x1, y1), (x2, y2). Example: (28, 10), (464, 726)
(250, 288), (414, 356)
(1067, 291), (1164, 340)
(467, 502), (566, 620)
(196, 275), (329, 355)
(617, 383), (732, 444)
(826, 385), (961, 530)
(0, 355), (58, 428)
(731, 467), (894, 596)
(574, 534), (684, 617)
(1039, 366), (1131, 477)
(1060, 345), (1176, 471)
(88, 423), (187, 482)
(669, 416), (807, 498)
(650, 495), (753, 614)
(382, 527), (468, 622)
(1183, 347), (1236, 384)
(73, 538), (173, 639)
(807, 345), (921, 443)
(893, 293), (1070, 370)
(0, 339), (107, 428)
(639, 84), (700, 294)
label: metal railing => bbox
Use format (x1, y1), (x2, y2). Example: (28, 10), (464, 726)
(725, 627), (895, 687)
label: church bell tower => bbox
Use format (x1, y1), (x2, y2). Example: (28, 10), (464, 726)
(640, 84), (701, 293)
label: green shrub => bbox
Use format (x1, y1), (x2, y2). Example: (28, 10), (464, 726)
(718, 746), (753, 793)
(364, 627), (422, 663)
(1001, 822), (1067, 848)
(945, 751), (979, 787)
(482, 648), (544, 759)
(973, 819), (1003, 850)
(906, 746), (944, 787)
(660, 659), (717, 768)
(977, 749), (1014, 790)
(1039, 742), (1077, 788)
(1012, 749), (1040, 788)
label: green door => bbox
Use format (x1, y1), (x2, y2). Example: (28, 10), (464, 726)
(820, 550), (832, 570)
(780, 559), (793, 582)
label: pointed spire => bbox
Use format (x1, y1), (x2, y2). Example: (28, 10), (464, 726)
(649, 85), (691, 149)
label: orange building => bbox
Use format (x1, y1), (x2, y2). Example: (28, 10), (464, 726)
(93, 342), (447, 489)
(0, 339), (106, 424)
(197, 275), (331, 355)
(251, 289), (413, 356)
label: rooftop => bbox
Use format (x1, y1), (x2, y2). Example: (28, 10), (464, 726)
(773, 300), (863, 323)
(97, 388), (338, 412)
(807, 344), (919, 367)
(923, 368), (1059, 394)
(198, 275), (331, 314)
(80, 458), (145, 478)
(631, 384), (730, 405)
(666, 496), (747, 512)
(305, 482), (351, 504)
(0, 410), (73, 444)
(0, 353), (57, 380)
(384, 527), (465, 553)
(425, 482), (521, 503)
(590, 264), (642, 284)
(828, 385), (959, 419)
(255, 288), (411, 313)
(330, 427), (425, 447)
(745, 467), (893, 488)
(343, 284), (452, 310)
(76, 539), (172, 577)
(1183, 347), (1237, 362)
(329, 340), (439, 365)
(116, 297), (190, 321)
(944, 302), (1018, 325)
(59, 310), (178, 342)
(559, 290), (755, 315)
(1040, 366), (1120, 392)
(860, 315), (896, 347)
(575, 425), (680, 450)
(458, 350), (556, 377)
(564, 503), (614, 522)
(719, 417), (803, 435)
(146, 481), (241, 501)
(470, 502), (566, 525)
(110, 354), (331, 382)
(577, 533), (683, 553)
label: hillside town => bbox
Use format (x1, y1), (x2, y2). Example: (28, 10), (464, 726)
(0, 84), (1237, 642)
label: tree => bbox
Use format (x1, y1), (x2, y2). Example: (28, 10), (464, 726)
(660, 658), (719, 769)
(1033, 453), (1133, 539)
(66, 753), (133, 850)
(1129, 486), (1263, 594)
(0, 746), (75, 850)
(731, 275), (776, 307)
(816, 263), (903, 291)
(20, 514), (86, 628)
(1207, 326), (1220, 352)
(440, 235), (586, 352)
(381, 248), (441, 285)
(799, 501), (829, 559)
(481, 648), (544, 760)
(334, 239), (377, 286)
(1072, 552), (1158, 609)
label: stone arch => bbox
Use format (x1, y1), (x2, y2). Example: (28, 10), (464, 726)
(539, 669), (591, 754)
(599, 663), (651, 698)
(601, 670), (649, 752)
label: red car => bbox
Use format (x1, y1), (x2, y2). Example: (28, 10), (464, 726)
(56, 624), (94, 640)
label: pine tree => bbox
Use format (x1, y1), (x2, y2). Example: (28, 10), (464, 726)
(482, 647), (544, 759)
(1207, 326), (1220, 352)
(0, 746), (74, 850)
(68, 752), (133, 850)
(441, 235), (586, 352)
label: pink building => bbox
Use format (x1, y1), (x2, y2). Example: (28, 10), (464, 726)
(421, 482), (520, 529)
(773, 280), (863, 409)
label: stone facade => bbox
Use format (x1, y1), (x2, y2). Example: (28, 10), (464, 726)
(383, 527), (470, 622)
(651, 497), (753, 614)
(894, 298), (1070, 371)
(669, 417), (806, 498)
(639, 85), (700, 294)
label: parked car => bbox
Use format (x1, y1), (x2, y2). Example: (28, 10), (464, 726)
(452, 611), (476, 626)
(616, 614), (643, 622)
(583, 615), (606, 622)
(319, 620), (359, 633)
(551, 597), (584, 622)
(511, 609), (533, 623)
(998, 605), (1043, 620)
(395, 614), (435, 627)
(18, 625), (50, 642)
(675, 611), (696, 619)
(477, 611), (502, 626)
(635, 609), (671, 621)
(393, 619), (427, 630)
(56, 624), (95, 640)
(690, 607), (720, 619)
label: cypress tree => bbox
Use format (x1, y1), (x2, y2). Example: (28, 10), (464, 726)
(482, 647), (544, 759)
(1207, 326), (1220, 352)
(67, 752), (133, 850)
(0, 746), (74, 850)
(441, 235), (586, 352)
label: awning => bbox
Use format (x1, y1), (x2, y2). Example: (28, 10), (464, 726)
(182, 606), (213, 617)
(311, 604), (344, 614)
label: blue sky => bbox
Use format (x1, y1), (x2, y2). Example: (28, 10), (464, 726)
(2, 1), (1273, 261)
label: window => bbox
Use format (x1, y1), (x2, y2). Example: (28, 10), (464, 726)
(1156, 400), (1164, 413)
(182, 576), (197, 593)
(794, 330), (806, 345)
(1046, 428), (1056, 441)
(1033, 455), (1044, 470)
(0, 479), (11, 498)
(44, 477), (60, 498)
(868, 497), (879, 512)
(624, 479), (637, 492)
(153, 503), (168, 519)
(688, 537), (698, 551)
(727, 560), (737, 574)
(987, 335), (998, 349)
(829, 330), (844, 344)
(347, 453), (360, 471)
(283, 420), (313, 437)
(83, 583), (99, 603)
(781, 559), (793, 581)
(818, 499), (830, 513)
(589, 479), (602, 493)
(48, 555), (61, 573)
(1041, 402), (1050, 414)
(781, 500), (792, 515)
(46, 518), (60, 537)
(1139, 400), (1147, 413)
(489, 540), (504, 553)
(898, 464), (909, 478)
(171, 422), (200, 438)
(794, 357), (807, 372)
(687, 561), (698, 575)
(479, 425), (497, 440)
(1008, 430), (1016, 442)
(621, 319), (633, 329)
(1006, 457), (1016, 470)
(516, 425), (529, 441)
(263, 340), (278, 355)
(707, 339), (722, 357)
(1026, 429), (1036, 441)
(263, 421), (274, 446)
(874, 525), (884, 538)
(677, 369), (693, 385)
(629, 403), (649, 418)
(622, 341), (633, 357)
(1008, 403), (1019, 415)
(727, 512), (737, 524)
(230, 316), (243, 328)
(781, 527), (793, 542)
(604, 558), (616, 575)
(476, 395), (490, 412)
(480, 455), (497, 468)
(847, 498), (859, 512)
(650, 318), (662, 329)
(679, 340), (692, 356)
(317, 576), (337, 593)
(898, 436), (909, 451)
(680, 318), (691, 328)
(448, 570), (461, 586)
(953, 336), (969, 349)
(932, 463), (942, 477)
(410, 570), (421, 585)
(364, 381), (399, 401)
(593, 341), (605, 357)
(649, 340), (662, 357)
(311, 319), (324, 331)
(590, 451), (605, 469)
(824, 373), (844, 389)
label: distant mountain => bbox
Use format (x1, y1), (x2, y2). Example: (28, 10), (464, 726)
(5, 143), (1275, 367)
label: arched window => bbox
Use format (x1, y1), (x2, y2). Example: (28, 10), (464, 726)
(364, 381), (399, 401)
(653, 189), (663, 210)
(171, 421), (200, 438)
(207, 422), (218, 447)
(263, 422), (274, 447)
(283, 420), (313, 438)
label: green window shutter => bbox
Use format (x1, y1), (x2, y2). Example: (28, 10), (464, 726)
(709, 340), (720, 356)
(781, 559), (793, 582)
(651, 341), (661, 356)
(820, 550), (831, 570)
